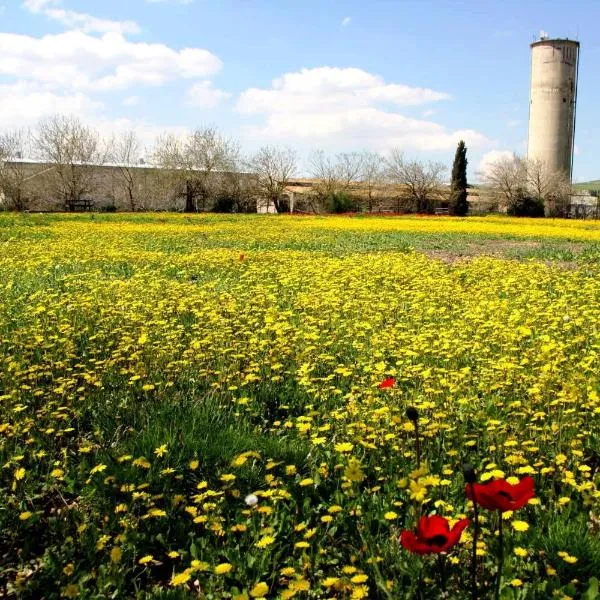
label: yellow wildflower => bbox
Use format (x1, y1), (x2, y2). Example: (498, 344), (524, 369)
(249, 582), (269, 597)
(214, 563), (233, 575)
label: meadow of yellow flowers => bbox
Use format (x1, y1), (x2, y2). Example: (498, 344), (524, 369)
(1, 213), (600, 599)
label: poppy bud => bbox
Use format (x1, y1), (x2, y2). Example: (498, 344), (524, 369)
(406, 406), (419, 422)
(462, 463), (477, 484)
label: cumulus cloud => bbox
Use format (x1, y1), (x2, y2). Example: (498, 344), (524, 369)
(22, 0), (141, 35)
(123, 95), (141, 106)
(237, 67), (488, 152)
(43, 8), (140, 35)
(477, 150), (515, 178)
(238, 67), (451, 114)
(22, 0), (54, 10)
(92, 117), (190, 151)
(186, 81), (231, 108)
(0, 82), (188, 152)
(5, 3), (228, 136)
(0, 30), (223, 92)
(0, 81), (103, 129)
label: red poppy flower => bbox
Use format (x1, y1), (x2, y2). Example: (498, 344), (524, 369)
(239, 254), (245, 262)
(378, 376), (395, 389)
(465, 476), (534, 512)
(400, 515), (470, 555)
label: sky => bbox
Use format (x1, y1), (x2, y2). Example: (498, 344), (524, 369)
(1, 0), (598, 181)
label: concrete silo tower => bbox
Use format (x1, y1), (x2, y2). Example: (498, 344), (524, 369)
(527, 35), (579, 181)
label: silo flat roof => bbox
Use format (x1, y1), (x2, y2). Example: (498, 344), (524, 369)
(530, 38), (580, 48)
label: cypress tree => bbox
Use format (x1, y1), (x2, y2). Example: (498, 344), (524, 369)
(450, 140), (468, 216)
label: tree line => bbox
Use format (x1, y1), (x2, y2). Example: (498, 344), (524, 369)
(0, 114), (570, 216)
(479, 154), (572, 217)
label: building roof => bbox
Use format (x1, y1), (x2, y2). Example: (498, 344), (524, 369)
(283, 178), (449, 200)
(3, 158), (254, 175)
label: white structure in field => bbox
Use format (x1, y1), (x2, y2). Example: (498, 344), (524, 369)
(527, 34), (579, 181)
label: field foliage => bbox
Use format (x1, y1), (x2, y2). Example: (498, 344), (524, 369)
(1, 213), (600, 599)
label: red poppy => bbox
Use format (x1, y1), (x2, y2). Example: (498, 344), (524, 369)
(378, 376), (396, 389)
(400, 515), (470, 555)
(239, 254), (245, 262)
(465, 476), (534, 512)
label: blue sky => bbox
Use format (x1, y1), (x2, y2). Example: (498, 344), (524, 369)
(1, 0), (598, 180)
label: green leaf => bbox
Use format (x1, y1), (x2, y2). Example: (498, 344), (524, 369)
(583, 577), (599, 600)
(190, 542), (198, 559)
(500, 587), (516, 600)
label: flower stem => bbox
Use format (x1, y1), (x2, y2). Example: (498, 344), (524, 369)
(437, 554), (447, 594)
(495, 513), (504, 600)
(414, 419), (421, 468)
(469, 483), (479, 600)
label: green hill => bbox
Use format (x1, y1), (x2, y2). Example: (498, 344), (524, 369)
(575, 180), (600, 193)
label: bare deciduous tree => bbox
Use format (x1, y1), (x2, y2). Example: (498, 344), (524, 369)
(0, 129), (35, 211)
(385, 149), (447, 213)
(359, 151), (385, 212)
(215, 169), (257, 213)
(479, 154), (571, 215)
(309, 150), (363, 210)
(478, 153), (527, 208)
(36, 115), (106, 211)
(108, 130), (144, 212)
(153, 127), (239, 212)
(309, 150), (338, 201)
(246, 146), (297, 213)
(336, 152), (364, 190)
(525, 158), (572, 217)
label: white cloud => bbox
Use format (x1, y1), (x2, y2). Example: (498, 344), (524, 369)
(477, 150), (515, 178)
(238, 67), (451, 114)
(422, 109), (436, 117)
(0, 81), (102, 129)
(341, 16), (351, 27)
(237, 67), (487, 152)
(507, 119), (520, 128)
(0, 81), (187, 152)
(123, 95), (141, 106)
(22, 0), (140, 35)
(146, 0), (195, 3)
(0, 30), (223, 92)
(4, 3), (227, 135)
(22, 0), (55, 11)
(91, 117), (189, 151)
(44, 8), (140, 35)
(186, 81), (231, 108)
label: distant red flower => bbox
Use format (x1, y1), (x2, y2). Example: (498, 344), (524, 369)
(400, 515), (470, 555)
(378, 377), (396, 389)
(239, 254), (245, 262)
(466, 476), (534, 512)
